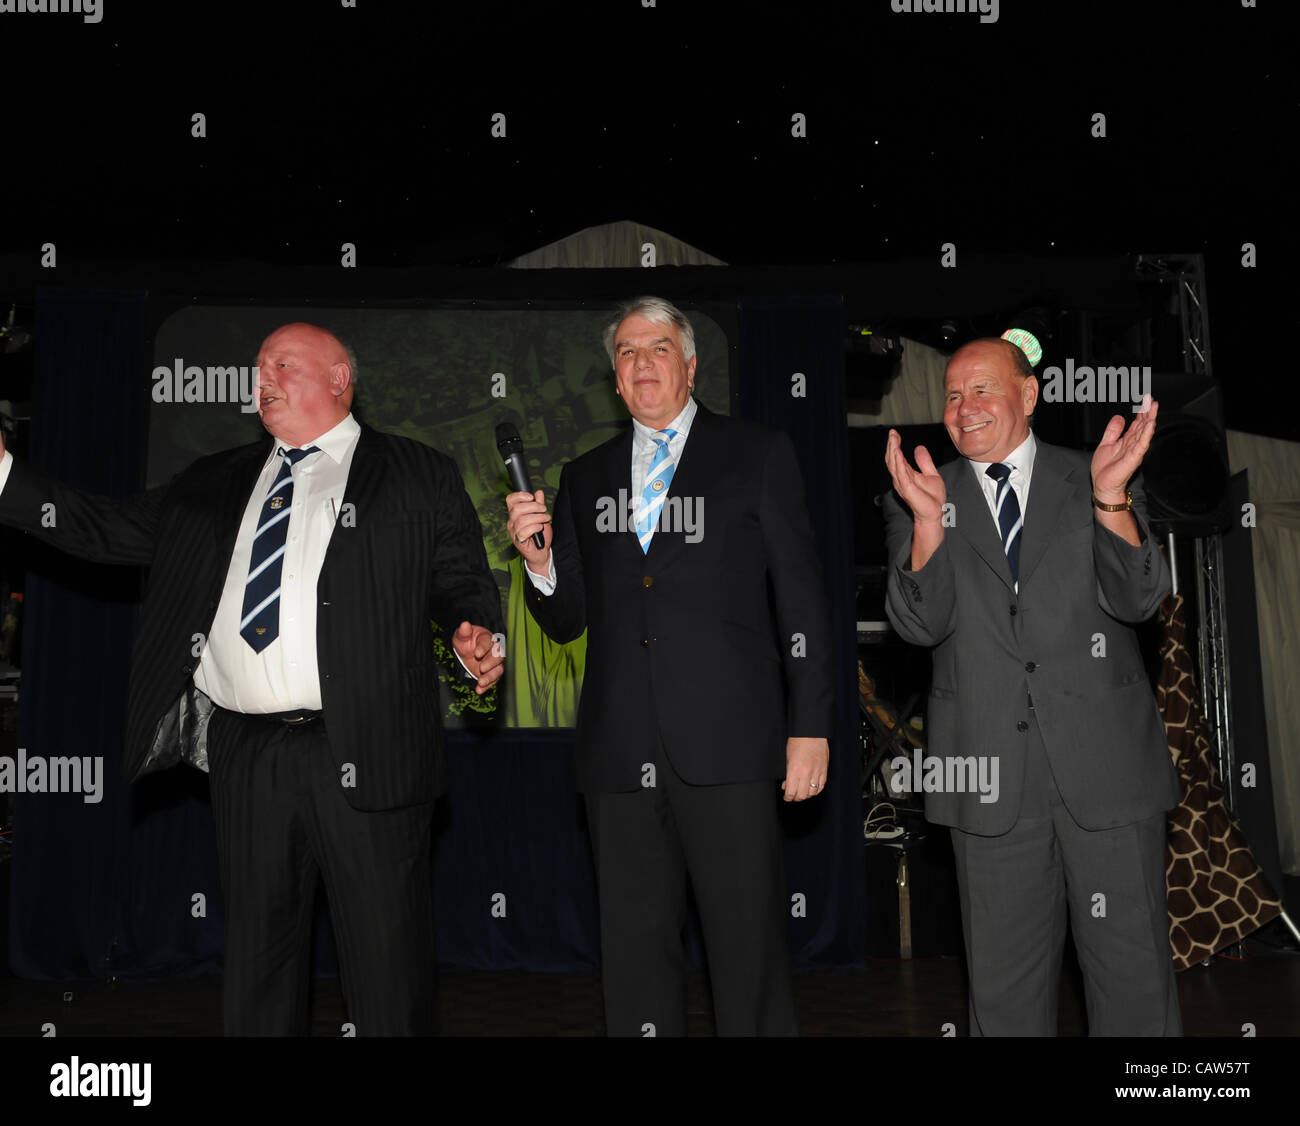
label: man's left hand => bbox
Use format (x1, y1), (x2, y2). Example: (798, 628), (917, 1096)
(452, 621), (505, 695)
(1091, 394), (1159, 500)
(782, 737), (829, 802)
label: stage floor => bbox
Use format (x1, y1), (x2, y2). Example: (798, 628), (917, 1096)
(2, 942), (1296, 1036)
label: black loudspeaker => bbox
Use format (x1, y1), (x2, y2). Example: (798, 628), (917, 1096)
(1142, 384), (1231, 536)
(1035, 372), (1231, 537)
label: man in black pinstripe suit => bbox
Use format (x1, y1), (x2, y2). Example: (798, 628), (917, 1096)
(0, 322), (505, 1035)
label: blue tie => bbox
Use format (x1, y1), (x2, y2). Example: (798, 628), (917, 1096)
(986, 462), (1023, 592)
(637, 428), (678, 553)
(240, 445), (319, 652)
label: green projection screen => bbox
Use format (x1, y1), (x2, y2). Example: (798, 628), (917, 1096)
(148, 303), (732, 728)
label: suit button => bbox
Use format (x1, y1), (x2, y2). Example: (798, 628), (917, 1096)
(1009, 605), (1017, 616)
(643, 576), (654, 588)
(640, 639), (649, 647)
(1025, 661), (1036, 673)
(1017, 721), (1028, 732)
(180, 664), (193, 675)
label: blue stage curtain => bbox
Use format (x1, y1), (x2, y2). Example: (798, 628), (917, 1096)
(5, 288), (209, 981)
(738, 297), (864, 966)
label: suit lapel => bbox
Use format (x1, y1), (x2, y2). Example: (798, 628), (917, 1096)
(950, 457), (1015, 592)
(642, 402), (719, 566)
(214, 438), (275, 569)
(1018, 440), (1078, 586)
(590, 426), (641, 560)
(321, 424), (389, 570)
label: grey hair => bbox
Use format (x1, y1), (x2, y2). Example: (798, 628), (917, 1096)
(602, 296), (696, 367)
(340, 340), (359, 384)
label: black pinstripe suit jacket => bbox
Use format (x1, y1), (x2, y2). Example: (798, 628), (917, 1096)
(0, 423), (503, 811)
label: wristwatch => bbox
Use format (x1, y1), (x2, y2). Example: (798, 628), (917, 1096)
(1092, 489), (1133, 512)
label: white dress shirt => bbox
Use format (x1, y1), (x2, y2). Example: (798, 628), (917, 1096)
(967, 429), (1037, 531)
(3, 413), (478, 710)
(194, 413), (361, 713)
(526, 396), (699, 595)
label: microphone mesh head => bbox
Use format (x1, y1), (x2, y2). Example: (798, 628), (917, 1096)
(495, 422), (524, 457)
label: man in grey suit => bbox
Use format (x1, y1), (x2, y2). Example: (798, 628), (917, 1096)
(882, 336), (1181, 1036)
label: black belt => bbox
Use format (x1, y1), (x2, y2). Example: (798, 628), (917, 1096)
(251, 709), (323, 726)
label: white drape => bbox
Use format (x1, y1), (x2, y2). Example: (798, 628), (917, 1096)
(507, 220), (726, 269)
(1227, 430), (1300, 875)
(850, 337), (948, 427)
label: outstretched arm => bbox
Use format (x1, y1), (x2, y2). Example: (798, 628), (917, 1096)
(0, 431), (163, 566)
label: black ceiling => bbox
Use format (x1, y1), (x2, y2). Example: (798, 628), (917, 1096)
(0, 0), (1293, 438)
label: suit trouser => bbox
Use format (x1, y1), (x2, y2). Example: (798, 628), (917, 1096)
(207, 708), (438, 1036)
(584, 744), (797, 1037)
(949, 708), (1181, 1036)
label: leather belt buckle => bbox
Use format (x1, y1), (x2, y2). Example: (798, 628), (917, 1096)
(273, 710), (321, 726)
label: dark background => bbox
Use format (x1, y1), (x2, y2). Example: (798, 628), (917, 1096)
(0, 0), (1292, 438)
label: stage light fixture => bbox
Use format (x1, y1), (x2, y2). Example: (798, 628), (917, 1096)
(1, 306), (33, 355)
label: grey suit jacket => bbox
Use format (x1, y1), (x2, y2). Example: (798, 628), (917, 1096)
(883, 438), (1180, 834)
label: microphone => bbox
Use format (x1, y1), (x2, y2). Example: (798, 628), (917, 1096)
(495, 422), (546, 550)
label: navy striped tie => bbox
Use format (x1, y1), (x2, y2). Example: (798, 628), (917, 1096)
(240, 445), (319, 652)
(985, 462), (1022, 592)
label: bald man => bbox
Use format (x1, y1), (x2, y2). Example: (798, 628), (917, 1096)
(0, 323), (505, 1035)
(882, 338), (1181, 1036)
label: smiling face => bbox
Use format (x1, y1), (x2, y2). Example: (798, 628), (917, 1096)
(943, 339), (1038, 463)
(612, 314), (697, 430)
(254, 323), (353, 447)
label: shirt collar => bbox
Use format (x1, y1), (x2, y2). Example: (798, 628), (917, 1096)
(273, 413), (360, 466)
(967, 429), (1037, 486)
(631, 396), (698, 446)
